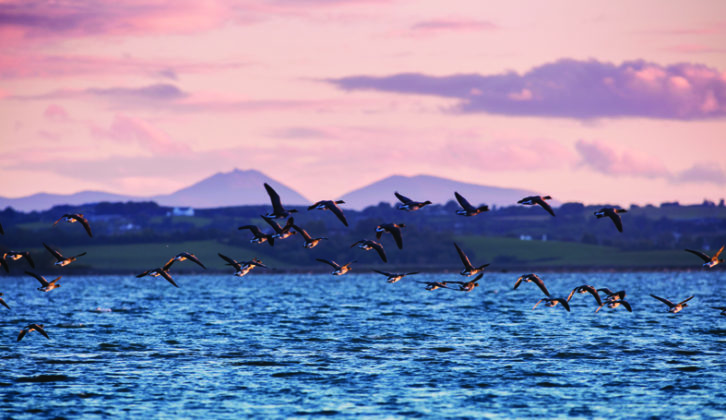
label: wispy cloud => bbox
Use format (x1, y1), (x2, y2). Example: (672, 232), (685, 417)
(408, 19), (497, 36)
(92, 114), (191, 155)
(576, 139), (725, 185)
(329, 59), (726, 120)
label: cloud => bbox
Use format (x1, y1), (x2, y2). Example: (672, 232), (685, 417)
(16, 83), (188, 106)
(575, 139), (670, 178)
(43, 104), (70, 122)
(0, 54), (246, 79)
(92, 114), (191, 155)
(445, 139), (575, 171)
(674, 161), (726, 184)
(0, 1), (232, 39)
(329, 58), (726, 120)
(409, 19), (497, 35)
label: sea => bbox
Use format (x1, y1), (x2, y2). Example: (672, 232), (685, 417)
(1, 271), (724, 419)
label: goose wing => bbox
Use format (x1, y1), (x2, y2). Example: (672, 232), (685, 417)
(619, 300), (633, 312)
(33, 324), (50, 339)
(685, 249), (711, 263)
(217, 253), (240, 268)
(607, 209), (624, 232)
(316, 258), (341, 269)
(183, 252), (206, 269)
(159, 270), (179, 288)
(555, 298), (571, 312)
(454, 242), (473, 269)
(0, 297), (10, 309)
(325, 201), (349, 227)
(650, 294), (675, 307)
(43, 243), (63, 260)
(388, 226), (403, 249)
(25, 271), (49, 287)
(534, 196), (555, 216)
(17, 328), (28, 342)
(583, 285), (602, 306)
(238, 225), (263, 236)
(291, 224), (312, 241)
(454, 192), (475, 212)
(23, 252), (35, 268)
(532, 274), (550, 297)
(373, 269), (395, 277)
(72, 214), (93, 237)
(713, 245), (725, 259)
(395, 192), (413, 204)
(678, 295), (695, 306)
(369, 241), (387, 263)
(264, 183), (285, 213)
(262, 216), (283, 234)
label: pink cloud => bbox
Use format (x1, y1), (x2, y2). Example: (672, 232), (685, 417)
(410, 19), (497, 34)
(0, 54), (247, 79)
(92, 114), (191, 155)
(445, 139), (575, 171)
(663, 44), (726, 54)
(575, 139), (670, 178)
(43, 104), (69, 122)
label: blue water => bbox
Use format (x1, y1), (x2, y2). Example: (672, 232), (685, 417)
(1, 271), (725, 418)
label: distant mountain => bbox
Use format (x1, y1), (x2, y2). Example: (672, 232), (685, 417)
(340, 174), (542, 210)
(152, 169), (310, 208)
(0, 169), (310, 211)
(0, 191), (138, 213)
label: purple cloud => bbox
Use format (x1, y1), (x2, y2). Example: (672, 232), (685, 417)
(675, 162), (726, 184)
(329, 59), (726, 120)
(410, 19), (497, 33)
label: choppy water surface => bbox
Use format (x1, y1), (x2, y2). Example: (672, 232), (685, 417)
(1, 271), (725, 418)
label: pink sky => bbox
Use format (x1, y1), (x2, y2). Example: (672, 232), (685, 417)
(1, 0), (725, 206)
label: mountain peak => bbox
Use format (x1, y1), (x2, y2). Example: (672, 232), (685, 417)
(340, 174), (538, 209)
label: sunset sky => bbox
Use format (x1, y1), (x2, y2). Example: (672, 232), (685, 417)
(1, 0), (725, 206)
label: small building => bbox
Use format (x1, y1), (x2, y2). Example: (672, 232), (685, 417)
(168, 207), (195, 217)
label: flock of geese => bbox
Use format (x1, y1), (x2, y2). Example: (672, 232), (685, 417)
(1, 183), (725, 342)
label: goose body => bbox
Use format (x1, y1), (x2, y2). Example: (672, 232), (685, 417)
(137, 262), (178, 287)
(165, 252), (206, 269)
(218, 253), (267, 277)
(449, 272), (483, 292)
(2, 251), (35, 269)
(533, 297), (571, 312)
(263, 216), (297, 240)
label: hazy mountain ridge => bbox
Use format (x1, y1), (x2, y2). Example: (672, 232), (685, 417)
(3, 170), (551, 211)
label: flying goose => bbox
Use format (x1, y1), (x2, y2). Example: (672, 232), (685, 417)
(291, 224), (327, 249)
(650, 294), (694, 313)
(218, 253), (267, 277)
(316, 258), (355, 276)
(25, 271), (62, 292)
(518, 195), (555, 217)
(594, 207), (627, 232)
(165, 252), (206, 269)
(685, 245), (724, 268)
(351, 239), (387, 263)
(43, 243), (86, 267)
(262, 183), (298, 219)
(566, 285), (603, 307)
(262, 216), (297, 240)
(2, 250), (35, 269)
(394, 192), (432, 211)
(238, 224), (275, 246)
(373, 270), (419, 283)
(513, 273), (550, 297)
(136, 261), (177, 287)
(533, 297), (571, 312)
(449, 272), (484, 292)
(54, 213), (93, 237)
(17, 324), (49, 342)
(454, 242), (490, 276)
(375, 223), (405, 249)
(308, 200), (348, 227)
(454, 192), (489, 217)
